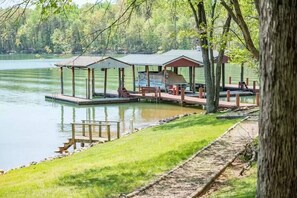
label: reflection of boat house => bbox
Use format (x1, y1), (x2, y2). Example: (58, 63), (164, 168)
(119, 54), (203, 92)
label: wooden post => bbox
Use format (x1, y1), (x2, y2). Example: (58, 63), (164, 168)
(181, 88), (185, 105)
(236, 94), (240, 107)
(222, 63), (225, 90)
(240, 63), (244, 83)
(256, 93), (260, 106)
(253, 81), (256, 92)
(71, 123), (76, 149)
(118, 68), (121, 97)
(155, 87), (157, 98)
(142, 88), (145, 96)
(99, 121), (102, 137)
(104, 68), (107, 98)
(60, 67), (64, 95)
(88, 124), (92, 142)
(229, 76), (232, 84)
(107, 125), (111, 141)
(87, 68), (91, 99)
(199, 87), (203, 98)
(246, 77), (249, 86)
(146, 65), (150, 87)
(164, 67), (167, 90)
(192, 66), (196, 93)
(92, 69), (95, 97)
(227, 90), (230, 102)
(174, 67), (178, 74)
(158, 87), (161, 99)
(82, 120), (85, 136)
(132, 65), (136, 92)
(72, 67), (75, 97)
(117, 122), (120, 139)
(189, 66), (193, 91)
(121, 68), (125, 88)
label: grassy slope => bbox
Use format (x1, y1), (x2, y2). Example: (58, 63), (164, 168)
(210, 166), (257, 198)
(0, 114), (238, 197)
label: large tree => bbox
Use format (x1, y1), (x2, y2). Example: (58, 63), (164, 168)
(257, 0), (297, 196)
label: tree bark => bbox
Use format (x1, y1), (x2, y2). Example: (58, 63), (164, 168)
(257, 0), (297, 197)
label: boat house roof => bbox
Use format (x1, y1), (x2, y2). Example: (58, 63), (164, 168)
(118, 54), (203, 67)
(163, 49), (229, 64)
(55, 56), (130, 69)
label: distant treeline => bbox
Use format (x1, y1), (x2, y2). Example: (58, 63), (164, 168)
(0, 1), (197, 55)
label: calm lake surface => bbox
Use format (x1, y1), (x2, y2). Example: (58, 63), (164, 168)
(0, 55), (258, 170)
(0, 57), (200, 171)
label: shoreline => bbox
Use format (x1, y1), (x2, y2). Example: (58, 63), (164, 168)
(0, 112), (201, 175)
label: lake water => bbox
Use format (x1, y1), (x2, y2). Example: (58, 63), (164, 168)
(0, 57), (204, 171)
(0, 55), (258, 170)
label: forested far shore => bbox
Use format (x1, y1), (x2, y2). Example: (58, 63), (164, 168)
(0, 1), (199, 55)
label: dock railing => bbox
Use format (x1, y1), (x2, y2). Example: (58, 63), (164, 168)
(81, 120), (120, 139)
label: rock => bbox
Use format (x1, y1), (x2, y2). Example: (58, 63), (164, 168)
(30, 161), (37, 165)
(0, 169), (4, 174)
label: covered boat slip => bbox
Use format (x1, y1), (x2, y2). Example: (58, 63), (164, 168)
(119, 53), (203, 92)
(46, 56), (137, 105)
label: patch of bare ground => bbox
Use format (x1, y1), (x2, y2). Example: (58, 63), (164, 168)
(126, 116), (258, 198)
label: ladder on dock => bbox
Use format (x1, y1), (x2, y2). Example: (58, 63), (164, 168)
(56, 120), (121, 153)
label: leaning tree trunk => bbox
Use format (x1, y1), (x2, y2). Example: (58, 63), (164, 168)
(257, 0), (297, 197)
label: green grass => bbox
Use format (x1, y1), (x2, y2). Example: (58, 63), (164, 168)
(210, 166), (257, 198)
(0, 114), (238, 197)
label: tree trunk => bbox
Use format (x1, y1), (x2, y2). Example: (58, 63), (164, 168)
(257, 0), (297, 197)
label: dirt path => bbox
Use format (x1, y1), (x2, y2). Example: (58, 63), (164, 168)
(126, 116), (258, 198)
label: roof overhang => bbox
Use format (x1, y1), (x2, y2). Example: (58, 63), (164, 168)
(54, 56), (130, 69)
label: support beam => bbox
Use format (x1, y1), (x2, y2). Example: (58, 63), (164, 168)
(87, 68), (91, 99)
(189, 67), (193, 91)
(132, 65), (136, 92)
(192, 66), (196, 93)
(118, 68), (121, 97)
(121, 68), (125, 88)
(240, 63), (244, 83)
(158, 66), (162, 72)
(164, 66), (167, 90)
(60, 67), (64, 95)
(222, 63), (225, 90)
(146, 65), (150, 87)
(104, 68), (107, 98)
(91, 69), (95, 97)
(174, 67), (178, 74)
(72, 67), (75, 97)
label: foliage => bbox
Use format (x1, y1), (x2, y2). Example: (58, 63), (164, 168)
(0, 114), (239, 197)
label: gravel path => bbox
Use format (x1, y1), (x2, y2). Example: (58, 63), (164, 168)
(127, 117), (258, 198)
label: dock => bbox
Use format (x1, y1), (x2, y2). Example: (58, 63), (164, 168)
(45, 94), (138, 105)
(56, 120), (121, 153)
(130, 92), (256, 108)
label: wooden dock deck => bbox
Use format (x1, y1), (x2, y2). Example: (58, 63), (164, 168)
(130, 92), (256, 108)
(45, 94), (138, 105)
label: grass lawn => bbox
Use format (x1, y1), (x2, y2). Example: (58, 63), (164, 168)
(210, 165), (257, 198)
(0, 114), (238, 197)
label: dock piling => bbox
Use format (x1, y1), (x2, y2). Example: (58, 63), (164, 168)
(117, 122), (120, 138)
(256, 93), (260, 106)
(199, 87), (203, 98)
(253, 81), (256, 92)
(107, 125), (111, 141)
(236, 94), (240, 107)
(229, 76), (232, 84)
(227, 90), (230, 102)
